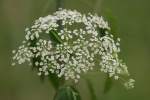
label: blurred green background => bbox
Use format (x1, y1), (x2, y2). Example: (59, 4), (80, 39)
(0, 0), (150, 100)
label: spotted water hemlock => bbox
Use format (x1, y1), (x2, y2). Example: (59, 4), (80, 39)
(12, 9), (134, 88)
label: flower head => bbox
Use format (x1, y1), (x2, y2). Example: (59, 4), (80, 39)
(12, 9), (134, 88)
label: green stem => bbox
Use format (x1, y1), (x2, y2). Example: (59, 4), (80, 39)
(103, 74), (113, 94)
(54, 85), (81, 100)
(85, 78), (97, 100)
(56, 0), (64, 10)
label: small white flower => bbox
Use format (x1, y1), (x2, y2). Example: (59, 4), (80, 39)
(35, 61), (39, 66)
(12, 50), (16, 54)
(25, 35), (29, 40)
(30, 35), (34, 40)
(35, 32), (39, 38)
(61, 35), (64, 40)
(37, 72), (42, 76)
(11, 63), (16, 66)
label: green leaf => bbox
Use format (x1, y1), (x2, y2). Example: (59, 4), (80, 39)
(103, 75), (113, 94)
(49, 30), (63, 44)
(54, 86), (81, 100)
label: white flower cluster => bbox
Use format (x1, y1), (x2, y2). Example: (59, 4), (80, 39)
(124, 79), (135, 89)
(12, 9), (134, 88)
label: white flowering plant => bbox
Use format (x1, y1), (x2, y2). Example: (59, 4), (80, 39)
(12, 9), (134, 98)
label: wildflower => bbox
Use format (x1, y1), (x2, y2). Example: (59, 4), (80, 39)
(11, 9), (134, 89)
